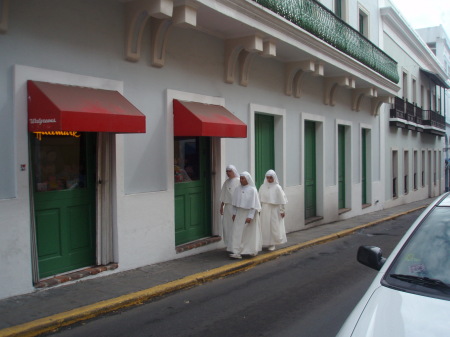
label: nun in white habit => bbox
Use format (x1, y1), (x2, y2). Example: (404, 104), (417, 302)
(229, 171), (262, 259)
(219, 164), (240, 250)
(259, 170), (288, 251)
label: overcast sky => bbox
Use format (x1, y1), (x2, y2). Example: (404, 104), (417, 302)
(391, 0), (450, 37)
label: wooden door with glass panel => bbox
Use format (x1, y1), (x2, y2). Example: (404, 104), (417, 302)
(31, 132), (96, 278)
(174, 137), (211, 245)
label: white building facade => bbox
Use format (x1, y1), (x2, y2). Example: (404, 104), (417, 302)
(0, 0), (440, 300)
(380, 2), (448, 208)
(416, 25), (450, 191)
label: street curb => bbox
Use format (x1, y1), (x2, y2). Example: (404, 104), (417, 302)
(0, 205), (427, 337)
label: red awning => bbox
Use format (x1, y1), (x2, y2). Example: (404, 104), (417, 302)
(27, 80), (146, 133)
(173, 99), (247, 138)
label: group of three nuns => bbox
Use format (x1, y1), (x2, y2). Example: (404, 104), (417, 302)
(219, 165), (288, 259)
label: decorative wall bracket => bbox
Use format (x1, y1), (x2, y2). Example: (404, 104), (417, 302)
(225, 36), (275, 86)
(125, 0), (196, 67)
(285, 60), (323, 98)
(149, 18), (172, 67)
(262, 40), (276, 58)
(352, 88), (378, 112)
(371, 95), (394, 116)
(313, 63), (324, 77)
(0, 0), (9, 34)
(324, 76), (355, 106)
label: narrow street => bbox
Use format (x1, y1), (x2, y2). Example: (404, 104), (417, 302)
(49, 210), (420, 337)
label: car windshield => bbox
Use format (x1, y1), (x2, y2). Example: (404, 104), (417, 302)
(385, 207), (450, 297)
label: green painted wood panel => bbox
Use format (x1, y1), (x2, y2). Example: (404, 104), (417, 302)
(255, 114), (275, 188)
(304, 121), (316, 219)
(335, 0), (342, 18)
(362, 129), (367, 204)
(338, 125), (346, 209)
(32, 133), (96, 278)
(174, 137), (211, 245)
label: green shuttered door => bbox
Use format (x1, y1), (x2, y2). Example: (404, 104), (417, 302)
(304, 121), (316, 219)
(255, 114), (275, 188)
(362, 129), (367, 204)
(31, 133), (96, 278)
(338, 125), (346, 209)
(174, 137), (211, 245)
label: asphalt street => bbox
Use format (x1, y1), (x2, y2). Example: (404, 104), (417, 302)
(0, 196), (435, 337)
(47, 211), (419, 337)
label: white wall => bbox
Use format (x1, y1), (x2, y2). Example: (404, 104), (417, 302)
(0, 0), (388, 299)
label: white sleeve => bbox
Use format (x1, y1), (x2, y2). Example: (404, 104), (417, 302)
(247, 208), (256, 218)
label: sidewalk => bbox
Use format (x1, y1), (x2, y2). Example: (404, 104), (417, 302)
(0, 198), (435, 337)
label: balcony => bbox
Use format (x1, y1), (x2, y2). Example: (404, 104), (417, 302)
(415, 106), (423, 132)
(405, 101), (415, 131)
(252, 0), (399, 84)
(389, 97), (406, 128)
(389, 96), (445, 136)
(422, 110), (446, 136)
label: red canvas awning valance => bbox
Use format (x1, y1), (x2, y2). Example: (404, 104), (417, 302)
(173, 99), (247, 138)
(27, 80), (146, 133)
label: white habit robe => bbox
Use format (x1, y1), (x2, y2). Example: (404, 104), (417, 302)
(219, 174), (240, 248)
(259, 170), (288, 246)
(230, 173), (262, 256)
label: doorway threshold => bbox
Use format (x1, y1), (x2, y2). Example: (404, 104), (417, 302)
(176, 236), (222, 254)
(35, 263), (118, 289)
(305, 216), (324, 225)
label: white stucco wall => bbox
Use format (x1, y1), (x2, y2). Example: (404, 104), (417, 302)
(381, 27), (446, 207)
(0, 0), (392, 299)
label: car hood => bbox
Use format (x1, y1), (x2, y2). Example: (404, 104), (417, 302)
(351, 286), (450, 337)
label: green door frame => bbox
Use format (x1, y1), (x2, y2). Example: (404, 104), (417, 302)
(304, 121), (316, 219)
(174, 137), (211, 245)
(255, 114), (275, 189)
(338, 125), (346, 209)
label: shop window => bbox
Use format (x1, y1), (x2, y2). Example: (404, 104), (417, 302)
(174, 137), (200, 183)
(31, 133), (87, 192)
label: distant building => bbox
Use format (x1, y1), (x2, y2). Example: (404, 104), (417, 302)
(417, 25), (450, 77)
(416, 25), (450, 190)
(380, 2), (448, 205)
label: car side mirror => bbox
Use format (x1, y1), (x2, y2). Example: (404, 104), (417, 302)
(357, 246), (386, 271)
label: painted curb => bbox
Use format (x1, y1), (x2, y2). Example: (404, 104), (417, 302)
(0, 205), (427, 337)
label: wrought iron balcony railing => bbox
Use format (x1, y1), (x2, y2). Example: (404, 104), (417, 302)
(405, 101), (415, 122)
(422, 110), (445, 130)
(252, 0), (400, 83)
(415, 106), (422, 125)
(389, 96), (444, 135)
(394, 96), (405, 113)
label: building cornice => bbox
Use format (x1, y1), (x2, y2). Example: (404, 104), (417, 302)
(195, 0), (399, 94)
(380, 6), (448, 81)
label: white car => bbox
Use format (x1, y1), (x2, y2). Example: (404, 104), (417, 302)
(336, 193), (450, 337)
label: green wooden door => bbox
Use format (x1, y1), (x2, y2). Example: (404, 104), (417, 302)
(304, 121), (316, 219)
(361, 129), (367, 204)
(255, 114), (275, 188)
(174, 137), (211, 245)
(31, 132), (96, 278)
(338, 125), (346, 209)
